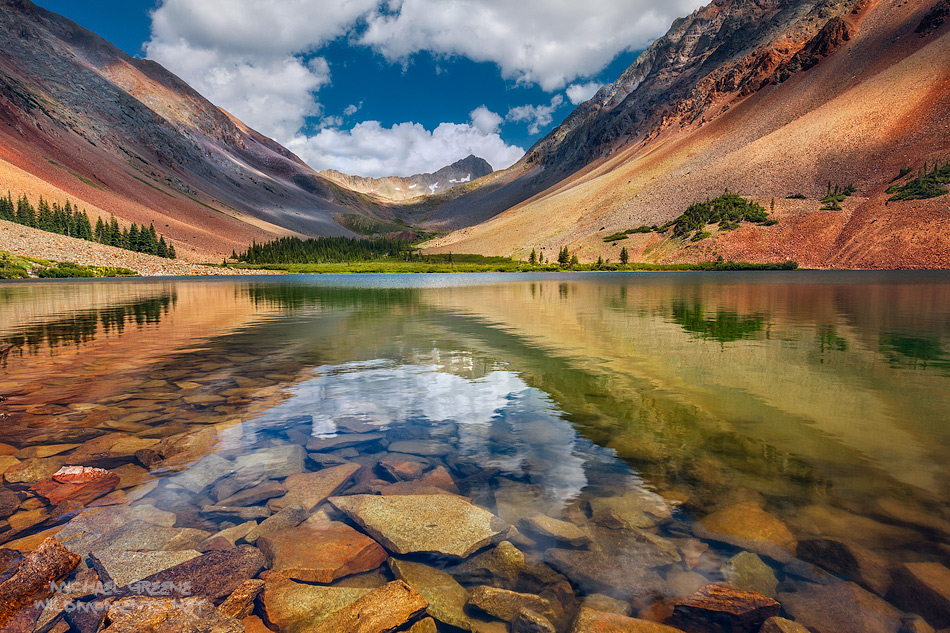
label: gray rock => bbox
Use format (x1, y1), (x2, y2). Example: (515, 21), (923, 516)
(468, 585), (554, 623)
(169, 454), (234, 494)
(545, 548), (664, 603)
(244, 504), (308, 544)
(216, 479), (286, 507)
(385, 440), (452, 456)
(722, 551), (779, 598)
(513, 608), (556, 633)
(451, 541), (526, 588)
(306, 434), (384, 452)
(797, 537), (891, 596)
(519, 514), (592, 548)
(233, 445), (305, 480)
(200, 505), (271, 522)
(780, 581), (902, 633)
(330, 494), (508, 558)
(389, 558), (475, 631)
(89, 550), (201, 587)
(89, 520), (211, 554)
(580, 594), (632, 616)
(589, 491), (672, 530)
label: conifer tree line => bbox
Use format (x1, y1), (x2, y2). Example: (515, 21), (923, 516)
(235, 236), (411, 264)
(0, 192), (175, 259)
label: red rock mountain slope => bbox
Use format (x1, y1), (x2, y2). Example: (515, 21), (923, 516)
(424, 0), (950, 269)
(0, 0), (390, 261)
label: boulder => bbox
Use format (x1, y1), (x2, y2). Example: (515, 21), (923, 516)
(217, 479), (287, 507)
(267, 463), (360, 513)
(0, 538), (80, 628)
(451, 541), (526, 588)
(100, 596), (243, 633)
(721, 552), (778, 598)
(30, 473), (120, 507)
(589, 491), (672, 530)
(468, 585), (554, 623)
(890, 562), (950, 629)
(134, 427), (217, 470)
(244, 504), (308, 544)
(670, 584), (780, 633)
(697, 503), (797, 562)
(307, 580), (428, 633)
(3, 458), (65, 487)
(89, 549), (201, 587)
(389, 557), (475, 631)
(261, 575), (370, 632)
(130, 545), (266, 605)
(779, 580), (902, 633)
(513, 608), (557, 633)
(519, 514), (592, 548)
(378, 460), (425, 482)
(233, 445), (306, 480)
(219, 579), (265, 619)
(545, 549), (665, 603)
(330, 494), (508, 558)
(760, 617), (812, 633)
(259, 521), (387, 583)
(797, 537), (891, 596)
(572, 608), (686, 632)
(169, 454), (234, 493)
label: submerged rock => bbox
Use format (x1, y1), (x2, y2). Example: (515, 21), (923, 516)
(389, 557), (475, 631)
(306, 580), (428, 633)
(89, 549), (201, 587)
(134, 427), (217, 471)
(244, 504), (308, 544)
(469, 585), (555, 623)
(261, 576), (371, 632)
(100, 596), (242, 633)
(760, 617), (811, 633)
(697, 503), (797, 562)
(890, 562), (950, 629)
(234, 444), (306, 480)
(519, 514), (592, 548)
(545, 549), (664, 603)
(218, 579), (265, 620)
(671, 584), (780, 633)
(169, 454), (234, 493)
(330, 494), (508, 558)
(779, 581), (902, 633)
(571, 607), (685, 632)
(267, 463), (361, 513)
(722, 552), (778, 598)
(131, 545), (266, 604)
(513, 607), (556, 633)
(589, 491), (672, 530)
(451, 541), (526, 588)
(259, 521), (387, 583)
(797, 537), (891, 597)
(0, 538), (80, 628)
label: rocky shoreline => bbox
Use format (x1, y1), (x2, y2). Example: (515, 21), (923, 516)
(0, 416), (948, 632)
(0, 220), (271, 277)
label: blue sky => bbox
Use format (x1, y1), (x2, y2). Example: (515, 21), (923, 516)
(35, 0), (705, 178)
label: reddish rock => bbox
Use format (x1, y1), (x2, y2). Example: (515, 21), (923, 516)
(219, 579), (265, 619)
(420, 466), (460, 494)
(259, 521), (387, 583)
(52, 466), (110, 484)
(697, 503), (797, 562)
(378, 459), (425, 482)
(101, 596), (242, 633)
(779, 581), (901, 633)
(308, 580), (428, 633)
(30, 473), (119, 506)
(670, 584), (780, 633)
(129, 545), (265, 605)
(0, 538), (81, 628)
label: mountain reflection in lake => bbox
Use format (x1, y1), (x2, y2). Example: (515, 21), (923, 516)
(0, 272), (949, 632)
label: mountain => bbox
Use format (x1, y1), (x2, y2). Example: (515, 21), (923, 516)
(321, 155), (493, 202)
(424, 0), (950, 269)
(0, 0), (390, 261)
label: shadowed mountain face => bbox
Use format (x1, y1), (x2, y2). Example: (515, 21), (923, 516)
(424, 0), (950, 269)
(0, 0), (392, 259)
(321, 155), (494, 202)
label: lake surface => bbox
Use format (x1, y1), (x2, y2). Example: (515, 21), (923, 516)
(2, 271), (950, 631)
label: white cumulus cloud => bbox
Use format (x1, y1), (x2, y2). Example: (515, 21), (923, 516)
(567, 81), (603, 105)
(360, 0), (705, 91)
(507, 95), (564, 135)
(286, 116), (523, 178)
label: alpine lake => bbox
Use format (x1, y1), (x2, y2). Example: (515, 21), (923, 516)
(1, 271), (949, 633)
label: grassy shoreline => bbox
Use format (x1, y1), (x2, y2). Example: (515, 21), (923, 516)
(218, 259), (799, 275)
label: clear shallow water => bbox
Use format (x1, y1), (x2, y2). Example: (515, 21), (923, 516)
(2, 272), (950, 630)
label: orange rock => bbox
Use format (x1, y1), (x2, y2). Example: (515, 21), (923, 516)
(671, 584), (780, 633)
(309, 580), (428, 633)
(31, 473), (119, 506)
(258, 521), (387, 584)
(0, 538), (80, 628)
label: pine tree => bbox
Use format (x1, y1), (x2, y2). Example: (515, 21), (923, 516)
(596, 255), (604, 269)
(570, 254), (579, 267)
(109, 217), (121, 247)
(620, 247), (629, 265)
(557, 246), (570, 265)
(16, 195), (35, 227)
(528, 248), (537, 265)
(0, 193), (13, 221)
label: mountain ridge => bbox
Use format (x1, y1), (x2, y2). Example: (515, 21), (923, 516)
(320, 154), (493, 202)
